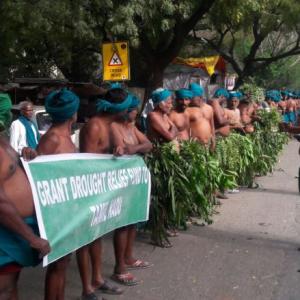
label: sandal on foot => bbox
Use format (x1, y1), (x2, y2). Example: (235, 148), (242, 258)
(126, 259), (151, 270)
(166, 229), (178, 237)
(216, 191), (228, 199)
(96, 280), (123, 295)
(80, 292), (105, 300)
(111, 273), (139, 286)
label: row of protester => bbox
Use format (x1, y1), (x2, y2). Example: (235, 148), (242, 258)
(0, 82), (289, 300)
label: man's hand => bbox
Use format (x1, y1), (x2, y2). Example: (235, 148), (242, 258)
(124, 144), (136, 155)
(114, 146), (125, 156)
(30, 236), (51, 258)
(210, 139), (216, 152)
(21, 147), (38, 161)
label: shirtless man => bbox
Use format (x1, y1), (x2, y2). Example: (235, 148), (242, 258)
(147, 88), (178, 142)
(225, 92), (244, 132)
(208, 88), (231, 137)
(265, 91), (280, 110)
(169, 89), (191, 141)
(76, 87), (126, 299)
(285, 93), (297, 124)
(185, 83), (215, 147)
(37, 88), (80, 300)
(0, 95), (50, 300)
(110, 95), (152, 286)
(238, 94), (256, 133)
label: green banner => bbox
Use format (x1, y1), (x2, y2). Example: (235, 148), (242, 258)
(22, 154), (151, 266)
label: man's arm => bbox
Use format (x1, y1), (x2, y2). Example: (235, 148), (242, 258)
(284, 124), (300, 133)
(209, 110), (216, 151)
(10, 121), (26, 155)
(130, 127), (153, 154)
(148, 113), (178, 141)
(0, 188), (50, 257)
(111, 123), (152, 155)
(211, 102), (229, 126)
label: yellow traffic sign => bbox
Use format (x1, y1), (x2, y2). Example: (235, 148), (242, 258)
(102, 41), (130, 81)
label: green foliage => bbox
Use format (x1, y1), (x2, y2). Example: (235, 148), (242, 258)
(0, 0), (217, 86)
(197, 0), (300, 87)
(251, 56), (300, 89)
(109, 0), (199, 47)
(239, 81), (265, 103)
(216, 134), (255, 187)
(145, 140), (235, 246)
(255, 109), (282, 131)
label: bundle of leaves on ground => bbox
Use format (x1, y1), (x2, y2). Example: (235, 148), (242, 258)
(145, 141), (236, 247)
(250, 109), (289, 178)
(216, 109), (289, 187)
(215, 133), (255, 187)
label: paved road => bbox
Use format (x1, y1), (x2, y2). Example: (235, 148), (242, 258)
(19, 141), (300, 300)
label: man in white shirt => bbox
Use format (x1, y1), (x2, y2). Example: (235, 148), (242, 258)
(10, 101), (40, 154)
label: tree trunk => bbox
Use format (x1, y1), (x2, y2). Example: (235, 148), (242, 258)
(143, 62), (165, 107)
(235, 76), (245, 89)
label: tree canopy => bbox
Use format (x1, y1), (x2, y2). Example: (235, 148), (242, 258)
(1, 0), (300, 89)
(195, 0), (300, 86)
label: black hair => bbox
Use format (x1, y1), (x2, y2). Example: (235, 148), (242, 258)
(105, 88), (127, 104)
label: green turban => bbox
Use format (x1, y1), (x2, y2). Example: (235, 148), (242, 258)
(175, 89), (194, 100)
(265, 90), (281, 103)
(189, 83), (204, 97)
(96, 93), (133, 113)
(128, 95), (140, 113)
(152, 89), (172, 104)
(45, 88), (80, 123)
(214, 88), (230, 99)
(0, 93), (12, 131)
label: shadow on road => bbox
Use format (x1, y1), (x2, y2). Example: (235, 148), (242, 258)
(240, 187), (300, 197)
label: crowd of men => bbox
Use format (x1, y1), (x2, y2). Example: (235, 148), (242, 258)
(0, 83), (298, 300)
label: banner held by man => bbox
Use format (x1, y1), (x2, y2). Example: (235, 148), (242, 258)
(22, 153), (151, 266)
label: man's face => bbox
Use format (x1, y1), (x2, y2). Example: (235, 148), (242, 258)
(190, 96), (202, 107)
(177, 98), (190, 110)
(128, 109), (138, 122)
(229, 97), (239, 109)
(219, 96), (227, 104)
(115, 110), (128, 121)
(266, 98), (272, 105)
(21, 104), (33, 119)
(158, 97), (173, 114)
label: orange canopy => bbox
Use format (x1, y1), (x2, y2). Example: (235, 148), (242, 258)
(173, 56), (226, 76)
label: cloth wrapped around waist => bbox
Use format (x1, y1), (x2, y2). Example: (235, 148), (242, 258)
(0, 216), (41, 267)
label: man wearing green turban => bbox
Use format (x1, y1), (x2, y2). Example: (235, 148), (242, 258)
(186, 83), (216, 147)
(110, 94), (153, 286)
(208, 88), (231, 137)
(147, 88), (179, 142)
(225, 91), (244, 131)
(213, 88), (230, 100)
(37, 88), (81, 300)
(77, 86), (129, 298)
(169, 89), (192, 141)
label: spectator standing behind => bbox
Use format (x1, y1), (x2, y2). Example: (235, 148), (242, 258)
(10, 101), (40, 154)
